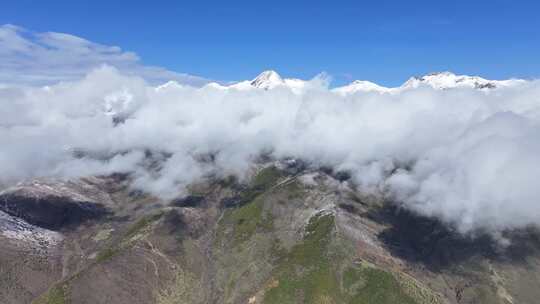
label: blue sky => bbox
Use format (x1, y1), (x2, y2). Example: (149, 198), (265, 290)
(1, 0), (540, 86)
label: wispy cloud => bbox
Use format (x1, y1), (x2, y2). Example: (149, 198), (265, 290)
(0, 24), (211, 86)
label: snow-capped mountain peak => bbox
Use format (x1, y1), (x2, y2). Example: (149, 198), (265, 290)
(221, 70), (307, 92)
(250, 70), (284, 89)
(401, 71), (499, 90)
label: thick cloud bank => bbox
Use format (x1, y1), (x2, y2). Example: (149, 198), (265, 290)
(1, 66), (540, 235)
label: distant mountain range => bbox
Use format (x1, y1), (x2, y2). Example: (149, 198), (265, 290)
(159, 70), (527, 94)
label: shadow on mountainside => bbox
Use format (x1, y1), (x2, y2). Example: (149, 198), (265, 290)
(372, 203), (540, 272)
(0, 193), (110, 231)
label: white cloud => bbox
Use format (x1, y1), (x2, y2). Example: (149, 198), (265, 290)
(0, 24), (210, 86)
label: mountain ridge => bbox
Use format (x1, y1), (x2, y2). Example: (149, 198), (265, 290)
(193, 70), (528, 94)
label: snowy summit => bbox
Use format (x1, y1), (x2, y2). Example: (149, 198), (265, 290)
(334, 71), (526, 94)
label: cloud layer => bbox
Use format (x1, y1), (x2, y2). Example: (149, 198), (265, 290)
(1, 23), (540, 235)
(1, 65), (540, 236)
(0, 24), (210, 86)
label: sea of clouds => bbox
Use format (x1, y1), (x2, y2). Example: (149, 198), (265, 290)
(2, 66), (540, 236)
(3, 24), (540, 236)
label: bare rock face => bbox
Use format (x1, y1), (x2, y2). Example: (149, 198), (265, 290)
(0, 179), (111, 230)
